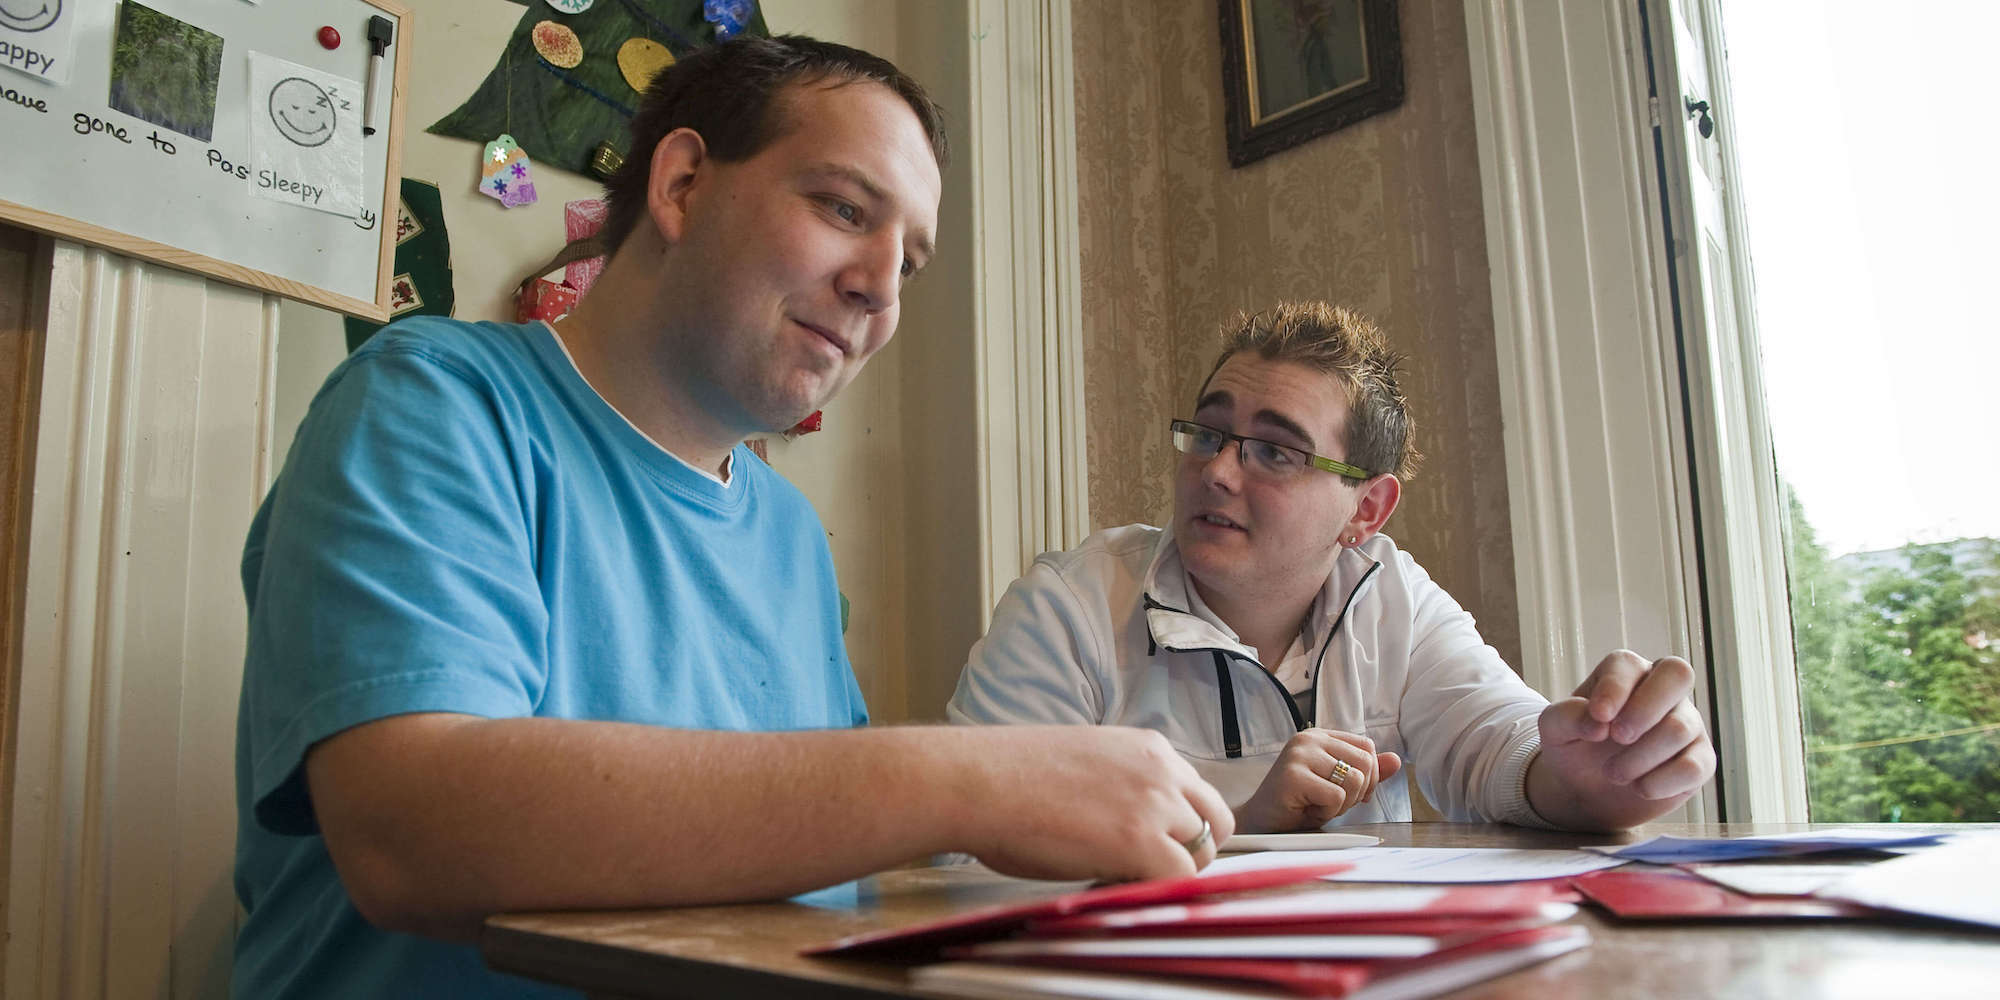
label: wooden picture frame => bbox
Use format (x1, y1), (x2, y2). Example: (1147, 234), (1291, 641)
(1218, 0), (1405, 168)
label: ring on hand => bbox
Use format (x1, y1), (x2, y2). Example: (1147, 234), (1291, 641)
(1329, 758), (1353, 783)
(1180, 818), (1212, 855)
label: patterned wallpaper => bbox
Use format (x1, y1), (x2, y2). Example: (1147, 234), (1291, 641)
(1071, 0), (1522, 668)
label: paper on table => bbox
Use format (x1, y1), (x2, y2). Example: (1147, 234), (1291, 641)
(912, 925), (1592, 1000)
(1685, 863), (1873, 897)
(1817, 835), (2000, 929)
(1029, 885), (1577, 936)
(1573, 868), (1879, 920)
(1878, 832), (1975, 855)
(957, 933), (1446, 960)
(805, 861), (1354, 955)
(1221, 833), (1382, 852)
(1209, 847), (1625, 883)
(1204, 850), (1369, 876)
(1584, 828), (1949, 864)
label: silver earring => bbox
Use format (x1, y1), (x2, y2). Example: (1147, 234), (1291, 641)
(1347, 535), (1359, 545)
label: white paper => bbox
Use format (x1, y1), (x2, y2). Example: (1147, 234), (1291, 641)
(1203, 848), (1374, 876)
(0, 0), (79, 84)
(1127, 886), (1453, 920)
(1818, 835), (2000, 929)
(964, 933), (1442, 960)
(1066, 887), (1468, 936)
(247, 51), (362, 216)
(1686, 863), (1871, 897)
(1221, 847), (1626, 883)
(912, 929), (1590, 1000)
(1220, 832), (1381, 852)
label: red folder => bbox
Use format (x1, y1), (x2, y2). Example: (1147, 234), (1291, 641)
(1029, 883), (1577, 936)
(1572, 867), (1881, 919)
(804, 862), (1354, 956)
(912, 924), (1591, 999)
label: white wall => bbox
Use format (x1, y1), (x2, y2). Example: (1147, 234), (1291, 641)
(275, 0), (984, 727)
(7, 248), (279, 1000)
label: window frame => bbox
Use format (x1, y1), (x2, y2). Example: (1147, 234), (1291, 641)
(1464, 0), (1808, 821)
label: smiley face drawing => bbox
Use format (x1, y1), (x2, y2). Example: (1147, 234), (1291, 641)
(0, 0), (62, 32)
(269, 76), (335, 148)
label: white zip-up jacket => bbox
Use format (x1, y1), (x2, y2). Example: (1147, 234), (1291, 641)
(948, 524), (1551, 827)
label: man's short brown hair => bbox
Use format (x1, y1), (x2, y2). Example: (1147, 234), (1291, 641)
(1197, 302), (1421, 481)
(599, 34), (948, 254)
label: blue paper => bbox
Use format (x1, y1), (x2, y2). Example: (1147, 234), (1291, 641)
(1586, 828), (1950, 864)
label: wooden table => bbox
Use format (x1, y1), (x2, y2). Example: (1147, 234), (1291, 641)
(481, 823), (2000, 999)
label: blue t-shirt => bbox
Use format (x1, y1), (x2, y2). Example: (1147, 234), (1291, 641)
(232, 317), (867, 999)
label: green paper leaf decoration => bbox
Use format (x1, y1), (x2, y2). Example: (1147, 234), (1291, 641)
(427, 0), (768, 178)
(345, 179), (456, 352)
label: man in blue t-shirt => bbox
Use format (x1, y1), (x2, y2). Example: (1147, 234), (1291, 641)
(233, 35), (1236, 999)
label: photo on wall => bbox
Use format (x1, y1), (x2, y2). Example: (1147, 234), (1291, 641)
(107, 1), (225, 142)
(1219, 0), (1405, 167)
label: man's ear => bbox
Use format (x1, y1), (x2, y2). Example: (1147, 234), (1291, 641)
(645, 128), (709, 246)
(1343, 473), (1402, 544)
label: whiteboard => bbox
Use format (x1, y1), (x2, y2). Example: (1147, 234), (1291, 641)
(0, 0), (412, 320)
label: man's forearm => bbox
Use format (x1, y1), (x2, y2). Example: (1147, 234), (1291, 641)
(308, 716), (980, 940)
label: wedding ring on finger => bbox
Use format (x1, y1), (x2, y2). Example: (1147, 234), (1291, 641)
(1329, 758), (1354, 783)
(1180, 818), (1212, 855)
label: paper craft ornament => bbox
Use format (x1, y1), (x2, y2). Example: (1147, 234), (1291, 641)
(517, 279), (580, 323)
(787, 411), (823, 437)
(704, 0), (754, 39)
(564, 199), (608, 294)
(617, 37), (674, 92)
(480, 134), (539, 208)
(532, 21), (584, 68)
(345, 179), (456, 352)
(429, 1), (772, 177)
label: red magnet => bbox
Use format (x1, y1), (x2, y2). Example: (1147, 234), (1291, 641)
(317, 25), (341, 49)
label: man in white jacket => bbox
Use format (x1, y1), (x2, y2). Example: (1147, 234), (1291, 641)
(950, 302), (1715, 833)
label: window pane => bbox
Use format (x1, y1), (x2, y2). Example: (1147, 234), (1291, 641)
(1722, 1), (2000, 823)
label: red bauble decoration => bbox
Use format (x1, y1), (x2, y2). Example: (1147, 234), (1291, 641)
(317, 25), (341, 49)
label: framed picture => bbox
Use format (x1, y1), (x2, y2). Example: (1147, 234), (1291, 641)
(1218, 0), (1405, 167)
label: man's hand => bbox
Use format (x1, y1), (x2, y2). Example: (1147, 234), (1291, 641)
(1529, 651), (1716, 831)
(953, 726), (1236, 882)
(1234, 729), (1402, 834)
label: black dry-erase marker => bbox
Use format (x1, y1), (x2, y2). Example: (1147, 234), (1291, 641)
(363, 15), (393, 136)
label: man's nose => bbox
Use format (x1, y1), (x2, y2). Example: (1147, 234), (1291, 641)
(1199, 441), (1246, 491)
(837, 235), (903, 314)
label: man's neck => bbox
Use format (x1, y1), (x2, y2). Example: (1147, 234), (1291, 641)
(1191, 574), (1320, 667)
(553, 259), (741, 478)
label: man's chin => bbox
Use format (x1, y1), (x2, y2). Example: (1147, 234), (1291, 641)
(745, 379), (841, 434)
(1174, 533), (1247, 577)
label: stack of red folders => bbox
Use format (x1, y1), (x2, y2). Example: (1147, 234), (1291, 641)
(807, 864), (1589, 1000)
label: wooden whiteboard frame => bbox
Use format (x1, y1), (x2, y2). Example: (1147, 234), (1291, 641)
(0, 0), (413, 322)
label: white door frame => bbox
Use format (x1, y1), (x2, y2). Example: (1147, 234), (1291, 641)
(966, 0), (1092, 615)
